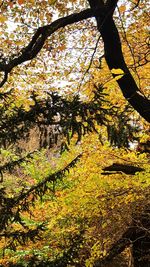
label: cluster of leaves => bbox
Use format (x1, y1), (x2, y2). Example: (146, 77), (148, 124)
(0, 84), (148, 266)
(0, 0), (150, 266)
(1, 84), (140, 154)
(0, 134), (149, 266)
(0, 151), (35, 182)
(107, 104), (140, 148)
(0, 229), (85, 267)
(0, 153), (81, 250)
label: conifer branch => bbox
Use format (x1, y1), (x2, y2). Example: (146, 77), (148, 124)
(0, 154), (81, 233)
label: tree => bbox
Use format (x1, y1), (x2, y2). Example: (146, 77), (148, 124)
(0, 0), (149, 121)
(0, 0), (150, 266)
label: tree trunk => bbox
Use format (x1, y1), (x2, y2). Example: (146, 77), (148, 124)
(88, 0), (150, 122)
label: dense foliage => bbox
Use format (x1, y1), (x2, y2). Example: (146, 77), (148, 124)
(0, 0), (149, 266)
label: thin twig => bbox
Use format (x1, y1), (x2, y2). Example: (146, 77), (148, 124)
(78, 35), (101, 91)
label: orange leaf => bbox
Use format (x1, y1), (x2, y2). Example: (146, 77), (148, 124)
(58, 44), (66, 51)
(119, 5), (126, 13)
(18, 0), (24, 5)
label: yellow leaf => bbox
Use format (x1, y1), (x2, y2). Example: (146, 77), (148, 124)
(114, 74), (124, 81)
(15, 40), (24, 46)
(10, 33), (15, 39)
(0, 15), (7, 23)
(111, 68), (124, 75)
(48, 0), (57, 4)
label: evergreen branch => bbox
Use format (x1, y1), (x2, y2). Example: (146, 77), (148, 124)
(0, 87), (111, 148)
(0, 151), (35, 182)
(1, 229), (84, 266)
(14, 153), (81, 205)
(1, 223), (46, 250)
(0, 154), (81, 232)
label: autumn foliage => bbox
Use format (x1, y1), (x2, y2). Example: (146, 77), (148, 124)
(0, 0), (150, 266)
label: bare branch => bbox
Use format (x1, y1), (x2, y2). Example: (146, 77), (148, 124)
(93, 229), (132, 267)
(0, 8), (103, 80)
(130, 0), (141, 11)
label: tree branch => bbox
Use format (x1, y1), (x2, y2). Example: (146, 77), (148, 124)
(88, 0), (150, 122)
(0, 154), (81, 232)
(93, 207), (150, 266)
(0, 1), (149, 122)
(0, 7), (103, 87)
(0, 71), (8, 88)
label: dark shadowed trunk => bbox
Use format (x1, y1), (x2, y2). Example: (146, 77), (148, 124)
(88, 0), (150, 122)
